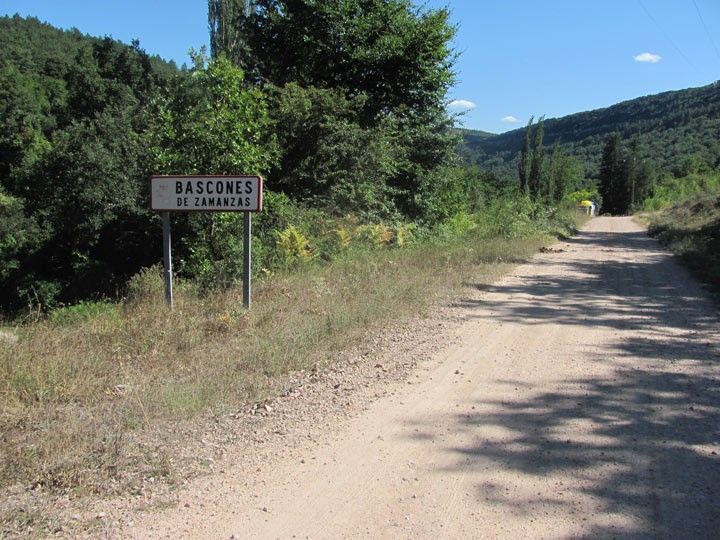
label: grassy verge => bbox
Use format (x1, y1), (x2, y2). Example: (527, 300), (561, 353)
(645, 188), (720, 296)
(0, 208), (579, 533)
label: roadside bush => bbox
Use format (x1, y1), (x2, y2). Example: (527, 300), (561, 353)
(475, 195), (535, 239)
(439, 212), (477, 238)
(126, 265), (165, 304)
(275, 225), (314, 267)
(642, 171), (720, 211)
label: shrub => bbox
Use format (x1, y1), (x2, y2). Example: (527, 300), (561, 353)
(126, 265), (165, 304)
(642, 171), (720, 211)
(49, 301), (118, 326)
(439, 212), (478, 238)
(335, 226), (352, 249)
(275, 225), (314, 266)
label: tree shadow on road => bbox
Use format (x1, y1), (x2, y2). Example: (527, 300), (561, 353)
(428, 227), (720, 537)
(454, 228), (718, 344)
(441, 361), (720, 538)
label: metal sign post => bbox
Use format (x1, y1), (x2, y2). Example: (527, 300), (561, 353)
(150, 175), (263, 310)
(162, 211), (173, 308)
(243, 212), (252, 309)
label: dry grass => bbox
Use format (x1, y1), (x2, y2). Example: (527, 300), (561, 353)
(0, 229), (561, 533)
(646, 189), (720, 296)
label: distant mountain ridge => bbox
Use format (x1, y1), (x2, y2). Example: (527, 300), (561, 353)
(460, 83), (720, 180)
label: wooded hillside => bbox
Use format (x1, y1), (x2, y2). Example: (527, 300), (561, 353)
(460, 83), (720, 180)
(0, 15), (182, 311)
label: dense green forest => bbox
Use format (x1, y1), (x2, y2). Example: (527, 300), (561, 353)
(460, 82), (720, 181)
(0, 4), (486, 314)
(0, 15), (183, 311)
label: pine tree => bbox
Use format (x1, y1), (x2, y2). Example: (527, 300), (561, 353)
(518, 116), (533, 194)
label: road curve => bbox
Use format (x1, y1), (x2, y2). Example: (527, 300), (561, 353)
(123, 217), (720, 539)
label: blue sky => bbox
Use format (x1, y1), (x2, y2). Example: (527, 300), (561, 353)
(2, 0), (719, 133)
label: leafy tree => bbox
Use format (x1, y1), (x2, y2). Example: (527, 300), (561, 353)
(387, 105), (460, 219)
(0, 64), (53, 181)
(673, 152), (712, 177)
(313, 118), (401, 219)
(548, 141), (584, 202)
(229, 0), (456, 119)
(210, 0), (459, 219)
(5, 109), (156, 308)
(151, 53), (273, 175)
(150, 54), (276, 286)
(413, 166), (470, 225)
(631, 161), (656, 208)
(0, 186), (39, 284)
(266, 82), (401, 219)
(266, 84), (368, 197)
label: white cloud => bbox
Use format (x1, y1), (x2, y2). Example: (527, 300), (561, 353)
(501, 115), (520, 123)
(634, 52), (662, 63)
(448, 99), (477, 110)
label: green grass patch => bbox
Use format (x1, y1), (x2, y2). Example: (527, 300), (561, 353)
(48, 301), (119, 326)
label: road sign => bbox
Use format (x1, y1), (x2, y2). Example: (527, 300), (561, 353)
(151, 175), (263, 212)
(150, 175), (263, 310)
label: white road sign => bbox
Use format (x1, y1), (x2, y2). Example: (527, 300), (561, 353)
(151, 175), (263, 212)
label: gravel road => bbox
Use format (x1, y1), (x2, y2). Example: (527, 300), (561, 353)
(121, 216), (720, 539)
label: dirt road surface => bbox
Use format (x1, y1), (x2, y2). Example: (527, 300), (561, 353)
(121, 217), (720, 539)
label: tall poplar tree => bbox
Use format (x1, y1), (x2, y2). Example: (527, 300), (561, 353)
(529, 116), (545, 198)
(518, 116), (533, 194)
(208, 0), (254, 67)
(545, 140), (560, 202)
